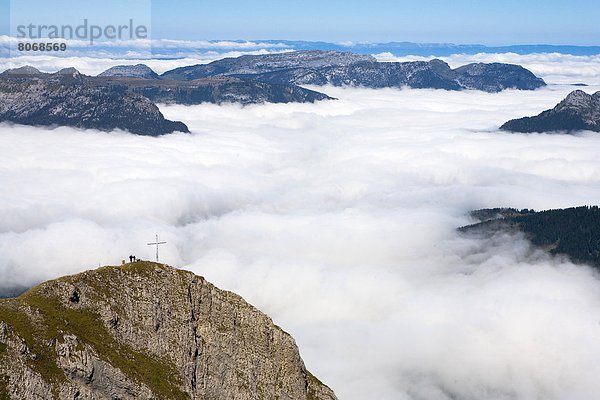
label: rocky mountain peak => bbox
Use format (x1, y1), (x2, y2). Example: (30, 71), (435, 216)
(428, 58), (451, 69)
(53, 68), (84, 83)
(501, 90), (600, 133)
(560, 89), (594, 109)
(0, 66), (43, 76)
(99, 64), (160, 79)
(0, 261), (337, 400)
(54, 67), (81, 77)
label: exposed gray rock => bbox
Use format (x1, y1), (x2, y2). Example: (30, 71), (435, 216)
(161, 50), (375, 80)
(98, 64), (160, 79)
(501, 90), (600, 133)
(249, 59), (545, 92)
(161, 50), (546, 92)
(0, 61), (333, 134)
(247, 59), (461, 90)
(0, 66), (44, 76)
(0, 73), (189, 135)
(0, 262), (337, 400)
(54, 67), (82, 77)
(453, 62), (546, 92)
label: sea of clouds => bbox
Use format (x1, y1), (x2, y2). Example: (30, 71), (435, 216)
(2, 55), (600, 399)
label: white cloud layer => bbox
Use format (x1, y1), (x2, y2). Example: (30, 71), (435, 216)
(1, 59), (600, 399)
(0, 51), (284, 75)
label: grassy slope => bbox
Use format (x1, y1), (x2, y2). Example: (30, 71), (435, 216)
(0, 262), (189, 400)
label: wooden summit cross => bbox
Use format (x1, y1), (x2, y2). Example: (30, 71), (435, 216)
(147, 234), (167, 262)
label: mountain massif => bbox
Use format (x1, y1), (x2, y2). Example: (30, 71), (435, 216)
(0, 50), (547, 135)
(460, 206), (600, 268)
(0, 262), (337, 400)
(161, 51), (546, 92)
(501, 90), (600, 133)
(0, 67), (189, 135)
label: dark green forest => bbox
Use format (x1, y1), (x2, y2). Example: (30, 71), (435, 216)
(461, 206), (600, 267)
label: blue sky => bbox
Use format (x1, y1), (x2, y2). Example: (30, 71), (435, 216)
(1, 0), (599, 45)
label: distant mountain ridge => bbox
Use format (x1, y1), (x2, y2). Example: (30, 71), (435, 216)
(162, 51), (375, 80)
(501, 90), (600, 133)
(0, 57), (335, 134)
(160, 50), (545, 92)
(253, 41), (600, 57)
(0, 50), (547, 134)
(2, 37), (599, 59)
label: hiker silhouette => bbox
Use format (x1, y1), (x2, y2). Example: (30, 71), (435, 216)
(129, 255), (133, 263)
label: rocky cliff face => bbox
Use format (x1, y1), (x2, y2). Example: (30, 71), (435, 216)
(0, 262), (337, 400)
(0, 70), (189, 136)
(501, 90), (600, 133)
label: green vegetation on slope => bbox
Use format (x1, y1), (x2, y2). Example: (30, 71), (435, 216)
(0, 300), (64, 388)
(0, 262), (189, 400)
(461, 206), (600, 267)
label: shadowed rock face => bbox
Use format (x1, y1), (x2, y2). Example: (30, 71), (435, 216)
(501, 90), (600, 133)
(0, 70), (189, 136)
(0, 262), (337, 400)
(114, 76), (333, 105)
(160, 50), (546, 92)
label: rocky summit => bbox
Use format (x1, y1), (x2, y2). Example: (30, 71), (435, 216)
(0, 261), (337, 400)
(501, 90), (600, 133)
(98, 64), (160, 80)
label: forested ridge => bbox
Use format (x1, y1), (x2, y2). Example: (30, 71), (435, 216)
(461, 206), (600, 267)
